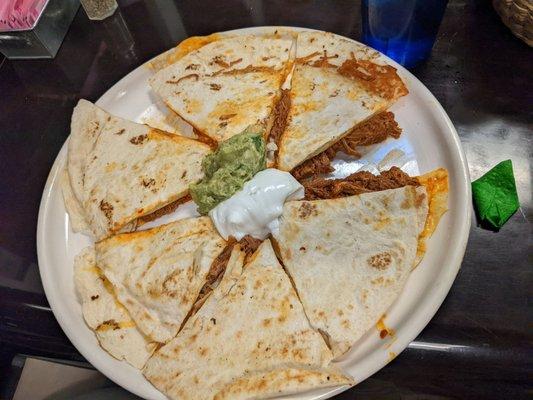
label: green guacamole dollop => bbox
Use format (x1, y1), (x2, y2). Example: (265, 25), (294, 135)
(190, 126), (266, 215)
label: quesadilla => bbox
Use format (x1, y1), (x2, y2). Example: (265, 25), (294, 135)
(74, 246), (156, 368)
(65, 99), (211, 240)
(301, 167), (449, 268)
(414, 168), (449, 265)
(276, 31), (408, 172)
(95, 217), (227, 343)
(291, 111), (402, 181)
(147, 33), (224, 72)
(143, 240), (352, 400)
(61, 169), (92, 236)
(273, 167), (448, 357)
(149, 35), (294, 143)
(273, 183), (428, 358)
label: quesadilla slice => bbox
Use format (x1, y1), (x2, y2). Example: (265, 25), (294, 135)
(74, 247), (156, 369)
(291, 111), (402, 181)
(149, 35), (294, 143)
(147, 33), (224, 72)
(143, 240), (352, 400)
(414, 168), (449, 265)
(66, 99), (211, 240)
(273, 168), (448, 357)
(61, 169), (92, 236)
(95, 217), (227, 343)
(276, 31), (408, 172)
(302, 166), (449, 268)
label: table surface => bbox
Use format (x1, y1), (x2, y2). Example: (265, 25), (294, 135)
(0, 0), (531, 399)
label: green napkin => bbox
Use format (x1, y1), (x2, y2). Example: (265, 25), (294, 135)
(472, 160), (519, 230)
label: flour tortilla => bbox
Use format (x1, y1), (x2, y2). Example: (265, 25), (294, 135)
(143, 240), (352, 400)
(74, 246), (156, 369)
(147, 33), (225, 72)
(150, 35), (293, 143)
(95, 217), (226, 344)
(60, 169), (92, 236)
(277, 31), (408, 171)
(415, 168), (449, 266)
(67, 99), (211, 240)
(273, 186), (428, 358)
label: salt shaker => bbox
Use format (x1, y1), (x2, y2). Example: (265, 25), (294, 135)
(80, 0), (117, 20)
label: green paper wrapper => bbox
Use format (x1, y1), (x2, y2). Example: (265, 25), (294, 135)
(472, 160), (519, 230)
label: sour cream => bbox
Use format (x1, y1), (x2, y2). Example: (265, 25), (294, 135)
(209, 169), (304, 240)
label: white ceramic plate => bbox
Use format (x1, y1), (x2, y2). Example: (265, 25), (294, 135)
(37, 27), (471, 400)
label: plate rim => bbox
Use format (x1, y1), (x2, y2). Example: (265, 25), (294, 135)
(37, 25), (471, 400)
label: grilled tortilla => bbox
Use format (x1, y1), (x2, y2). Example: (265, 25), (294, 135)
(147, 33), (224, 72)
(95, 217), (226, 344)
(149, 35), (293, 143)
(61, 169), (92, 236)
(273, 185), (428, 358)
(65, 99), (211, 240)
(277, 31), (408, 172)
(143, 240), (352, 400)
(74, 247), (156, 369)
(414, 168), (449, 265)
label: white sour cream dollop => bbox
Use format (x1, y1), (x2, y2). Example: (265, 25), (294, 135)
(209, 168), (304, 240)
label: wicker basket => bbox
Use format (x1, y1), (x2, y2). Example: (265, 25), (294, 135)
(493, 0), (533, 46)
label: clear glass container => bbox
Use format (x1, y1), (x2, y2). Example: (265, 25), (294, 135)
(80, 0), (117, 20)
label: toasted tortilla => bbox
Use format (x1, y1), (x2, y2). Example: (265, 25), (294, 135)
(60, 169), (92, 236)
(149, 35), (293, 143)
(66, 99), (211, 239)
(74, 247), (156, 369)
(415, 168), (449, 265)
(95, 217), (226, 343)
(277, 31), (408, 171)
(143, 240), (352, 400)
(273, 186), (428, 358)
(147, 33), (224, 72)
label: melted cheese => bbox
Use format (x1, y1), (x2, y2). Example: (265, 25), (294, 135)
(415, 168), (449, 264)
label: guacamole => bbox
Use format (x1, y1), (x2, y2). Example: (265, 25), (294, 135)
(190, 126), (266, 214)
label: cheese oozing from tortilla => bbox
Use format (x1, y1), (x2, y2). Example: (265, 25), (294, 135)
(209, 169), (304, 240)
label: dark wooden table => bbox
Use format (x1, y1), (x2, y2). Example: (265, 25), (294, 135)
(0, 0), (531, 399)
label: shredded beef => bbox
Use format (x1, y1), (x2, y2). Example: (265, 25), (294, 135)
(136, 195), (192, 225)
(268, 89), (291, 160)
(303, 167), (420, 200)
(202, 238), (237, 294)
(291, 151), (334, 180)
(239, 235), (263, 262)
(291, 112), (401, 181)
(337, 57), (408, 100)
(185, 235), (264, 326)
(330, 111), (401, 154)
(196, 235), (263, 299)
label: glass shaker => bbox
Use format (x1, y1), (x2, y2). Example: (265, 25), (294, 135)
(80, 0), (118, 20)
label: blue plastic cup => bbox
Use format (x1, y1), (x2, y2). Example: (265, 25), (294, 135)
(361, 0), (449, 68)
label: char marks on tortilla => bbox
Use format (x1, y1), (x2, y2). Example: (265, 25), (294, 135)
(150, 36), (294, 143)
(276, 31), (408, 172)
(273, 186), (428, 357)
(74, 247), (156, 369)
(143, 240), (352, 400)
(291, 111), (402, 180)
(95, 217), (226, 343)
(65, 100), (211, 240)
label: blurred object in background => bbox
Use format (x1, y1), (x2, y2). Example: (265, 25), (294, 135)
(493, 0), (532, 46)
(361, 0), (448, 68)
(80, 0), (117, 20)
(0, 0), (79, 59)
(0, 0), (48, 31)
